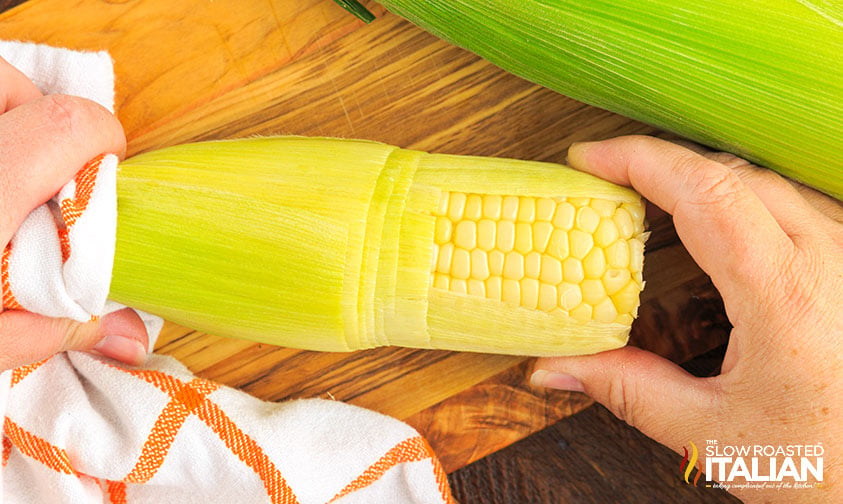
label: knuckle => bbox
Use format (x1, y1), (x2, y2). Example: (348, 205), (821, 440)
(703, 151), (751, 170)
(605, 373), (643, 426)
(55, 318), (90, 351)
(41, 94), (82, 136)
(734, 163), (789, 191)
(687, 161), (745, 209)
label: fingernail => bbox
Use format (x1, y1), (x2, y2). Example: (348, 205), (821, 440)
(566, 141), (595, 166)
(568, 141), (596, 152)
(530, 370), (585, 392)
(93, 335), (147, 366)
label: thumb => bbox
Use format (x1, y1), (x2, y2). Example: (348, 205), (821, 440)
(532, 346), (718, 454)
(0, 308), (148, 371)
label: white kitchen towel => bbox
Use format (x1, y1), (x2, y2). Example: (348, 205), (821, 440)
(0, 42), (453, 503)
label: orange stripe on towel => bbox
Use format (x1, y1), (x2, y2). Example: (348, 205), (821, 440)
(57, 154), (105, 262)
(195, 398), (300, 504)
(106, 480), (127, 504)
(119, 367), (299, 503)
(125, 378), (218, 484)
(60, 154), (104, 228)
(10, 358), (50, 387)
(3, 417), (76, 475)
(2, 436), (11, 467)
(1, 244), (22, 311)
(329, 436), (455, 503)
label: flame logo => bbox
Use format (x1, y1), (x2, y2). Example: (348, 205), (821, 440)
(680, 441), (702, 485)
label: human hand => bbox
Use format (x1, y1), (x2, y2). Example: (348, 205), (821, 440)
(531, 136), (842, 503)
(0, 57), (147, 371)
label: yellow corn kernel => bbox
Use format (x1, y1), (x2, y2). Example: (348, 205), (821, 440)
(434, 216), (453, 245)
(593, 297), (619, 323)
(539, 284), (558, 311)
(465, 194), (483, 220)
(540, 255), (563, 285)
(451, 278), (468, 294)
(497, 220), (515, 252)
(502, 278), (520, 304)
(553, 201), (575, 229)
(563, 257), (584, 283)
(483, 194), (502, 219)
(591, 198), (619, 217)
(580, 279), (606, 306)
(569, 230), (593, 259)
(594, 218), (619, 247)
(525, 251), (542, 279)
(477, 219), (496, 250)
(583, 248), (606, 278)
(533, 221), (553, 253)
(470, 249), (490, 280)
(437, 242), (454, 274)
(502, 196), (519, 220)
(454, 220), (477, 249)
(452, 248), (471, 280)
(518, 197), (536, 222)
(468, 279), (486, 297)
(514, 222), (533, 253)
(489, 250), (505, 276)
(548, 229), (569, 259)
(606, 240), (630, 268)
(521, 278), (540, 309)
(504, 251), (525, 280)
(486, 276), (502, 300)
(613, 207), (634, 239)
(576, 205), (600, 233)
(558, 282), (583, 311)
(602, 268), (631, 295)
(448, 192), (467, 221)
(570, 303), (593, 323)
(536, 197), (556, 221)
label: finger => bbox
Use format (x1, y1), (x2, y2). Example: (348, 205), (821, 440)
(697, 151), (840, 240)
(0, 94), (126, 247)
(0, 56), (42, 112)
(0, 308), (148, 371)
(532, 347), (718, 455)
(787, 180), (843, 225)
(568, 136), (793, 300)
(649, 139), (843, 228)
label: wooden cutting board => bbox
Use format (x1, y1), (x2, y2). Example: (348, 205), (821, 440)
(0, 0), (730, 472)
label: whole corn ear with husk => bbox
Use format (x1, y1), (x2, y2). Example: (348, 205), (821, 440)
(110, 137), (647, 356)
(374, 0), (843, 200)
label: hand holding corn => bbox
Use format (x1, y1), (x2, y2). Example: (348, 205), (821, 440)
(533, 136), (843, 504)
(0, 57), (147, 370)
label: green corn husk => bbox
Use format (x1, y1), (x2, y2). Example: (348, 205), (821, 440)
(376, 0), (843, 200)
(111, 137), (647, 356)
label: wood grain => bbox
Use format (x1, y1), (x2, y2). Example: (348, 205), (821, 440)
(0, 0), (385, 149)
(0, 1), (731, 491)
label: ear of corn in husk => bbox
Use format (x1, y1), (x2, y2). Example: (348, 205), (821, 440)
(110, 137), (646, 356)
(374, 0), (843, 200)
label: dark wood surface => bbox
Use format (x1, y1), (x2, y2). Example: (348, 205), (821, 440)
(449, 346), (742, 504)
(0, 0), (24, 11)
(0, 1), (740, 502)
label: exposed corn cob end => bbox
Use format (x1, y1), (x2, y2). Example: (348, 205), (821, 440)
(427, 191), (645, 355)
(411, 153), (646, 355)
(111, 137), (646, 356)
